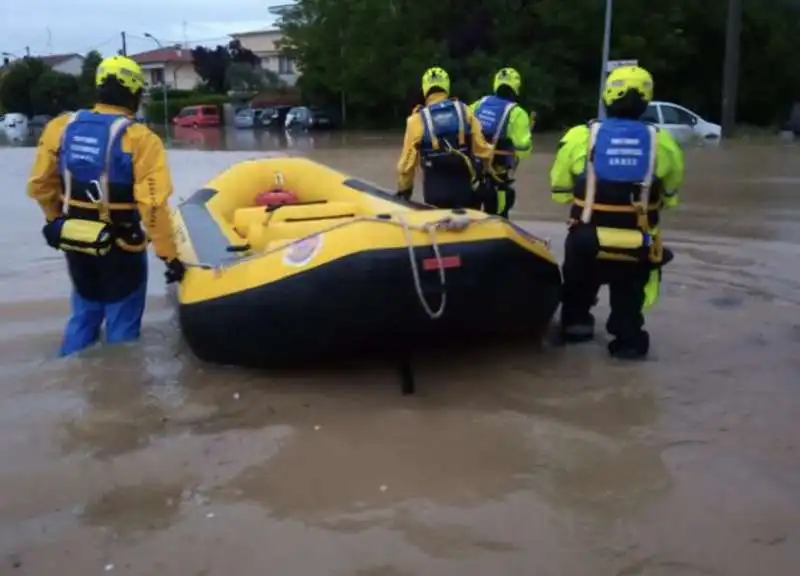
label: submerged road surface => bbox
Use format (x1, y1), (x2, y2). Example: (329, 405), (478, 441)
(1, 137), (799, 575)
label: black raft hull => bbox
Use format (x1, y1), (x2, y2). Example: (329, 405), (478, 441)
(178, 238), (562, 369)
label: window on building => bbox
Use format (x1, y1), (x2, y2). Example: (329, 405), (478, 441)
(278, 56), (294, 75)
(150, 68), (164, 85)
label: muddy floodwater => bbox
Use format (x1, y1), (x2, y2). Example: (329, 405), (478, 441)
(1, 129), (799, 575)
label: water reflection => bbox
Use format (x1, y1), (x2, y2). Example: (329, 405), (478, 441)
(0, 121), (404, 152)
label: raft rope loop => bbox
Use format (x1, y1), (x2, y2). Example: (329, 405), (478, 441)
(397, 213), (471, 320)
(184, 213), (548, 319)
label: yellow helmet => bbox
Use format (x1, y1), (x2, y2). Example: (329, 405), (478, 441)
(422, 67), (450, 96)
(95, 55), (145, 95)
(602, 65), (653, 106)
(493, 67), (522, 95)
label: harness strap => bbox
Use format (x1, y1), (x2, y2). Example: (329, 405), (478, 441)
(420, 107), (439, 151)
(61, 114), (131, 224)
(421, 101), (468, 152)
(62, 198), (138, 211)
(453, 101), (466, 147)
(60, 113), (78, 209)
(486, 101), (517, 181)
(636, 125), (659, 229)
(581, 122), (658, 225)
(490, 101), (516, 149)
(573, 198), (661, 213)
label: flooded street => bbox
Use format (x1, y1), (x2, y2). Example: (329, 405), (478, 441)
(1, 130), (800, 575)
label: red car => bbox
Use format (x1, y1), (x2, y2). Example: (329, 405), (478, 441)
(173, 105), (221, 128)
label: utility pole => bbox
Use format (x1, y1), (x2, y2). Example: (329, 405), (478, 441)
(144, 33), (169, 144)
(596, 0), (613, 120)
(721, 0), (742, 137)
(120, 31), (127, 56)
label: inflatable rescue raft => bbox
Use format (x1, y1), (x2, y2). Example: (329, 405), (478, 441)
(172, 157), (562, 368)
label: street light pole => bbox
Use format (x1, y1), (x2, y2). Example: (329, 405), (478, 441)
(597, 0), (613, 120)
(144, 32), (169, 143)
(721, 0), (742, 137)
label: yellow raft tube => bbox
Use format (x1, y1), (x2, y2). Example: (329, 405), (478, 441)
(172, 157), (562, 368)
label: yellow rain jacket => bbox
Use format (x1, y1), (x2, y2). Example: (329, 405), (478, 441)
(550, 122), (684, 216)
(27, 104), (179, 262)
(397, 93), (493, 192)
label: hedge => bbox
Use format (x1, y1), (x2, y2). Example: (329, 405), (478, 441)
(144, 93), (232, 124)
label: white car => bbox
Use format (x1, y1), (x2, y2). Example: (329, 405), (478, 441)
(642, 101), (722, 144)
(2, 112), (29, 144)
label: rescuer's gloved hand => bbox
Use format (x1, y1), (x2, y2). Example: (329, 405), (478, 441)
(396, 188), (413, 201)
(42, 216), (66, 250)
(163, 258), (186, 284)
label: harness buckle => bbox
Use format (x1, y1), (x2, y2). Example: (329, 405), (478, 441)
(86, 180), (103, 204)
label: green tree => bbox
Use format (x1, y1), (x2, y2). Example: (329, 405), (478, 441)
(0, 56), (92, 117)
(0, 58), (49, 117)
(279, 0), (800, 128)
(226, 61), (282, 92)
(79, 50), (103, 101)
(31, 70), (83, 116)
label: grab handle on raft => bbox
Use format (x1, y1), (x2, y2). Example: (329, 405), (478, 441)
(265, 199), (328, 213)
(226, 243), (251, 252)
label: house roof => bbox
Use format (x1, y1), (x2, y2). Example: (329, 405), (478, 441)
(39, 53), (83, 67)
(131, 47), (193, 65)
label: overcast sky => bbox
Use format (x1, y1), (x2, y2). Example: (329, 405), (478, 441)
(0, 0), (288, 58)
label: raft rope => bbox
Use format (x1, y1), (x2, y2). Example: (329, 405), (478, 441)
(183, 213), (550, 320)
(398, 213), (471, 320)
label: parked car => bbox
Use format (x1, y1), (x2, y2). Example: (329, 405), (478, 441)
(285, 106), (335, 130)
(781, 102), (800, 136)
(260, 105), (294, 129)
(641, 101), (721, 144)
(234, 107), (266, 129)
(29, 114), (53, 128)
(173, 105), (221, 128)
(1, 112), (28, 144)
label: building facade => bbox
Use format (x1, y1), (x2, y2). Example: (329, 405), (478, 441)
(130, 47), (200, 91)
(39, 53), (84, 76)
(228, 29), (298, 86)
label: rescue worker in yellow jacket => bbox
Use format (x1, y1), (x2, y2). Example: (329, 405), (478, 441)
(396, 67), (492, 208)
(28, 55), (185, 357)
(549, 65), (684, 359)
(470, 67), (533, 218)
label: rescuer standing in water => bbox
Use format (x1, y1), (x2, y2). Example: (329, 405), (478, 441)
(549, 65), (684, 359)
(396, 67), (492, 208)
(470, 67), (533, 218)
(28, 55), (185, 357)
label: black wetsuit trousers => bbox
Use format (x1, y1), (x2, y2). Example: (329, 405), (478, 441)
(560, 252), (651, 347)
(422, 170), (479, 210)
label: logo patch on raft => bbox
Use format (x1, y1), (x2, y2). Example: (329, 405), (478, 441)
(283, 234), (323, 267)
